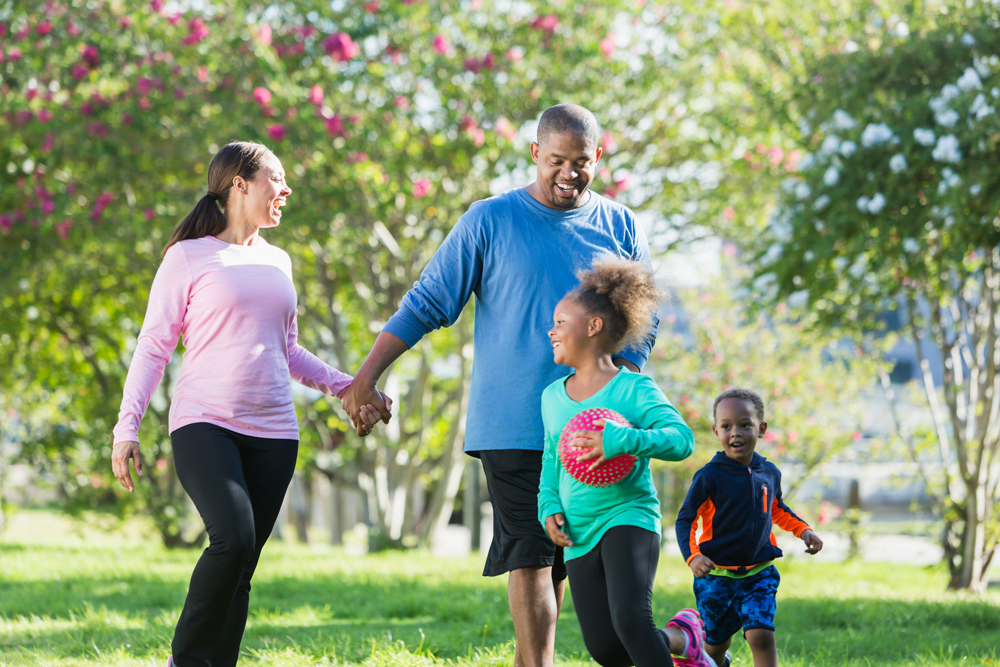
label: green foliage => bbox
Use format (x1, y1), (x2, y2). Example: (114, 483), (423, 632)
(1, 511), (999, 666)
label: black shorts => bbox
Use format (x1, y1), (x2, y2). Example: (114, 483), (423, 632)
(475, 449), (566, 580)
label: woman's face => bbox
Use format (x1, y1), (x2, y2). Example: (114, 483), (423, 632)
(235, 153), (292, 229)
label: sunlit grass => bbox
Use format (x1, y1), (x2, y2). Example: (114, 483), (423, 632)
(1, 510), (997, 666)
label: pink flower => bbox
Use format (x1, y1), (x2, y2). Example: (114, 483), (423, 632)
(198, 66), (208, 82)
(119, 113), (134, 126)
(767, 146), (784, 167)
(267, 123), (285, 141)
(253, 87), (272, 106)
(95, 192), (114, 208)
(137, 77), (153, 95)
(506, 46), (524, 62)
(531, 14), (559, 33)
(464, 53), (495, 74)
(150, 0), (165, 10)
(323, 33), (360, 61)
(495, 116), (517, 142)
(36, 20), (52, 36)
(364, 1), (380, 12)
(41, 132), (54, 153)
(432, 34), (450, 55)
(325, 114), (346, 137)
(144, 208), (156, 220)
(722, 243), (738, 257)
(599, 33), (615, 59)
(385, 44), (403, 65)
(598, 166), (611, 181)
(139, 97), (151, 110)
(35, 108), (52, 123)
(346, 152), (369, 164)
(0, 215), (12, 233)
(412, 179), (432, 198)
(55, 219), (73, 239)
(81, 44), (100, 67)
(470, 0), (482, 8)
(8, 47), (21, 61)
(167, 13), (182, 26)
(0, 23), (6, 38)
(613, 172), (631, 191)
(71, 63), (89, 80)
(723, 206), (735, 220)
(120, 17), (132, 29)
(600, 130), (617, 153)
(394, 95), (411, 111)
(309, 85), (324, 105)
(25, 86), (37, 101)
(471, 127), (485, 146)
(182, 18), (210, 45)
(258, 24), (272, 46)
(67, 23), (80, 35)
(41, 199), (55, 216)
(173, 88), (185, 100)
(15, 24), (28, 41)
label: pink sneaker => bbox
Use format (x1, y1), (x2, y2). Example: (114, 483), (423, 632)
(166, 658), (173, 667)
(666, 608), (717, 667)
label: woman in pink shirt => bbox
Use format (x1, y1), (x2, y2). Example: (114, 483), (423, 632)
(111, 141), (387, 667)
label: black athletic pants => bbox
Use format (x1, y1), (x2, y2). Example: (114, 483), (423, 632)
(170, 423), (298, 667)
(565, 525), (674, 667)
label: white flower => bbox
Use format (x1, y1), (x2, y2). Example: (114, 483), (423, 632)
(935, 108), (960, 128)
(762, 244), (783, 265)
(799, 118), (812, 137)
(941, 84), (961, 101)
(929, 96), (949, 114)
(833, 256), (848, 271)
(867, 192), (886, 214)
(993, 87), (1000, 99)
(833, 109), (857, 130)
(813, 194), (831, 211)
(804, 250), (815, 262)
(840, 140), (857, 157)
(798, 152), (815, 171)
(902, 238), (920, 253)
(861, 123), (896, 147)
(894, 22), (909, 38)
(937, 167), (961, 194)
(856, 195), (870, 212)
(815, 221), (825, 232)
(794, 182), (812, 200)
(849, 255), (868, 278)
(823, 166), (840, 186)
(970, 93), (995, 120)
(788, 290), (810, 309)
(820, 135), (841, 155)
(961, 32), (976, 46)
(932, 134), (962, 163)
(913, 128), (936, 146)
(970, 184), (982, 195)
(780, 178), (798, 194)
(753, 272), (776, 291)
(957, 67), (982, 90)
(889, 153), (908, 173)
(843, 40), (859, 54)
(973, 56), (991, 77)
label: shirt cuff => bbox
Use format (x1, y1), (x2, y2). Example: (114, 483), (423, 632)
(383, 311), (426, 348)
(602, 421), (629, 459)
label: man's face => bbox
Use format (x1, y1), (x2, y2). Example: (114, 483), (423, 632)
(530, 131), (602, 210)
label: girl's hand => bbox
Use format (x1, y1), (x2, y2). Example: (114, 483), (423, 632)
(111, 440), (143, 493)
(569, 419), (607, 471)
(545, 513), (573, 547)
(689, 554), (715, 578)
(801, 529), (823, 555)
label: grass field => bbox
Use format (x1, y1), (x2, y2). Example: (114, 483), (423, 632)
(1, 511), (998, 667)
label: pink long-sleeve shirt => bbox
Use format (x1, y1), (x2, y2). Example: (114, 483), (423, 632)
(113, 235), (352, 444)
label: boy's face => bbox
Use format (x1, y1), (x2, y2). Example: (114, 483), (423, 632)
(712, 398), (767, 466)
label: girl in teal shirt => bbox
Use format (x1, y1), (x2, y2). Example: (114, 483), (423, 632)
(538, 257), (716, 667)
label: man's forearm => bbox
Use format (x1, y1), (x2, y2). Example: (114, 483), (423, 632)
(355, 331), (411, 385)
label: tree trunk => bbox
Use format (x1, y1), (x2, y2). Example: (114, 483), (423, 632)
(290, 474), (312, 544)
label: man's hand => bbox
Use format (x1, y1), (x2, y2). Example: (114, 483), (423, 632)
(569, 419), (607, 471)
(342, 380), (392, 436)
(545, 513), (573, 547)
(801, 529), (823, 555)
(111, 440), (143, 493)
(689, 554), (715, 578)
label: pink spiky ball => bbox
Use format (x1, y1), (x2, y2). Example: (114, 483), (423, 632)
(558, 408), (636, 488)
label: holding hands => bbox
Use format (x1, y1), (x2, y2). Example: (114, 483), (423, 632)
(342, 379), (394, 437)
(568, 418), (608, 472)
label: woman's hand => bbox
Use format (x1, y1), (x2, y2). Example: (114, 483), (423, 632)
(569, 419), (607, 471)
(111, 440), (143, 493)
(544, 513), (573, 547)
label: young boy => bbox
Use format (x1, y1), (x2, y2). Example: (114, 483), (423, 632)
(675, 388), (823, 667)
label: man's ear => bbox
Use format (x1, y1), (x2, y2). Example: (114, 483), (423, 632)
(530, 142), (540, 164)
(588, 316), (604, 337)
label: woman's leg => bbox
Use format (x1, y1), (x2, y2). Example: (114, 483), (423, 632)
(565, 540), (634, 667)
(170, 424), (259, 667)
(210, 433), (297, 667)
(600, 526), (674, 667)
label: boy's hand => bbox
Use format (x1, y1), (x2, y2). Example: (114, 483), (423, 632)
(689, 554), (715, 578)
(801, 529), (823, 554)
(545, 513), (573, 548)
(570, 420), (607, 472)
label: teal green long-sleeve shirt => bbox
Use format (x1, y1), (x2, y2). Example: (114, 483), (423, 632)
(537, 369), (695, 561)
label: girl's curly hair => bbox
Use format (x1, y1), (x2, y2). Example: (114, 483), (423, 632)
(571, 255), (663, 354)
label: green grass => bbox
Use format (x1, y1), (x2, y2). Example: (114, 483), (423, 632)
(1, 511), (998, 667)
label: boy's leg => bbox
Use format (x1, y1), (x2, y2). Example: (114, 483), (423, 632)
(744, 629), (777, 667)
(704, 638), (732, 667)
(692, 573), (742, 666)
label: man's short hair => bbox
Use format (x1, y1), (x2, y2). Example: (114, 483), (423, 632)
(713, 388), (766, 422)
(536, 104), (600, 149)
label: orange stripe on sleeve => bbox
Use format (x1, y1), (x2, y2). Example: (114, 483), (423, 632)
(687, 498), (715, 563)
(771, 497), (811, 537)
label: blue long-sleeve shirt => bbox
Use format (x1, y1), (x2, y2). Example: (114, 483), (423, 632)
(383, 187), (658, 452)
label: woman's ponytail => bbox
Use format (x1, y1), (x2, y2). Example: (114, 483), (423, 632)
(163, 141), (271, 255)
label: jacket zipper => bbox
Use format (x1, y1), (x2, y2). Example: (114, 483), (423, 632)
(762, 484), (768, 513)
(742, 466), (756, 565)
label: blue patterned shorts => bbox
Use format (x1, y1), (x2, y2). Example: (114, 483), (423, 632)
(692, 565), (780, 645)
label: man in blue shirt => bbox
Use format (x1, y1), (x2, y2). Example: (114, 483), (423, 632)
(343, 104), (658, 667)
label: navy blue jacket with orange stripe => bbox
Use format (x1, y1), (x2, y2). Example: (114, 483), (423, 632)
(675, 451), (811, 572)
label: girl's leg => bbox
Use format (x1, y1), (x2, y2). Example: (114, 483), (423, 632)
(744, 629), (777, 667)
(210, 433), (298, 667)
(600, 526), (675, 667)
(565, 539), (635, 667)
(170, 424), (258, 667)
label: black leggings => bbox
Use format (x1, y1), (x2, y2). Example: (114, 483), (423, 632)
(566, 526), (674, 667)
(170, 423), (298, 667)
